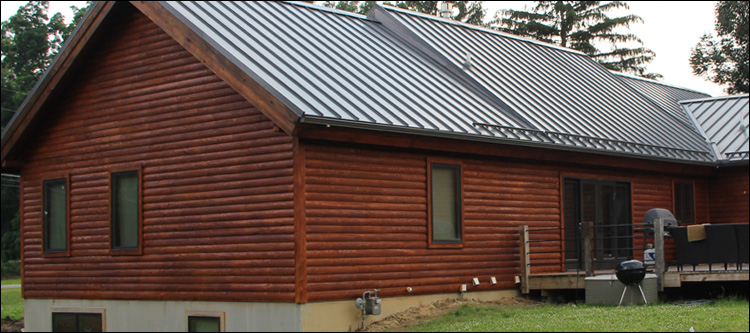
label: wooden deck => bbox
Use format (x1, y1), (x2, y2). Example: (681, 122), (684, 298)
(522, 265), (749, 292)
(518, 221), (749, 294)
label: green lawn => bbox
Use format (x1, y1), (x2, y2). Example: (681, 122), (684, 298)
(1, 288), (23, 320)
(0, 278), (21, 285)
(401, 298), (749, 332)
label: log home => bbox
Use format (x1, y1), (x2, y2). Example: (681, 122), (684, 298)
(1, 1), (747, 331)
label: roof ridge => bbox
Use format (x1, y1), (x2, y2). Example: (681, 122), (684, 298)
(680, 94), (749, 104)
(379, 4), (586, 57)
(612, 71), (711, 96)
(281, 1), (375, 21)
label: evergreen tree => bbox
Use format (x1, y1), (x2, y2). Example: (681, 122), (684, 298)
(690, 1), (749, 94)
(490, 1), (660, 79)
(323, 1), (486, 25)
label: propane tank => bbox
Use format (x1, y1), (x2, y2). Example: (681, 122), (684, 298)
(643, 243), (655, 265)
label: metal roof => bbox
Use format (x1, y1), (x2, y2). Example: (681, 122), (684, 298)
(681, 95), (749, 163)
(378, 5), (714, 162)
(615, 73), (710, 127)
(159, 1), (717, 163)
(161, 1), (532, 139)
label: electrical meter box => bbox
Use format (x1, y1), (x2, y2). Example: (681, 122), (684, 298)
(365, 297), (381, 315)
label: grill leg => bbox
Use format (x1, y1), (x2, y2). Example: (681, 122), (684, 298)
(637, 283), (648, 305)
(618, 285), (628, 306)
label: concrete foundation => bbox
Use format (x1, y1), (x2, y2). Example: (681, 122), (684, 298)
(25, 289), (519, 332)
(584, 273), (658, 305)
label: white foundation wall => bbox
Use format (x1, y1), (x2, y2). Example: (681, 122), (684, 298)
(24, 299), (302, 332)
(25, 289), (519, 332)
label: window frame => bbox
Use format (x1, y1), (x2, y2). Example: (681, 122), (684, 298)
(41, 174), (70, 257)
(673, 180), (695, 224)
(108, 166), (143, 255)
(426, 158), (464, 249)
(186, 310), (225, 332)
(51, 308), (105, 332)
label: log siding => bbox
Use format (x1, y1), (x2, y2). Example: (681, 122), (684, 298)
(302, 140), (711, 302)
(14, 3), (730, 307)
(20, 7), (295, 302)
(709, 166), (750, 223)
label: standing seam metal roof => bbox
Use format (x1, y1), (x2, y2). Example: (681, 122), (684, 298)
(616, 73), (711, 127)
(164, 1), (529, 137)
(381, 6), (714, 162)
(681, 95), (749, 162)
(161, 1), (716, 163)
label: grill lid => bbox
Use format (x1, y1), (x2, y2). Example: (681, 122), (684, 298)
(615, 260), (646, 285)
(643, 208), (678, 227)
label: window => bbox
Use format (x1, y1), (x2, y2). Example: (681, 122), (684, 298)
(188, 316), (222, 332)
(52, 312), (102, 332)
(110, 169), (141, 253)
(186, 312), (224, 332)
(674, 182), (694, 224)
(428, 161), (462, 247)
(43, 177), (68, 254)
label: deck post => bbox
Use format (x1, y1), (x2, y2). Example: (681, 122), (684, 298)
(654, 218), (665, 291)
(583, 221), (594, 276)
(520, 225), (530, 294)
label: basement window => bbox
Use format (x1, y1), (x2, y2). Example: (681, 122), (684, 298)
(52, 312), (103, 332)
(187, 312), (224, 332)
(674, 182), (695, 224)
(43, 177), (68, 255)
(428, 161), (463, 247)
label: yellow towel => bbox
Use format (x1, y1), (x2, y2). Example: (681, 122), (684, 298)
(686, 224), (708, 242)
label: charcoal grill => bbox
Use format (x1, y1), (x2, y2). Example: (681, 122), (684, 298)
(642, 208), (678, 228)
(615, 260), (648, 306)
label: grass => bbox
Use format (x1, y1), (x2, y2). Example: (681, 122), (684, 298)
(401, 298), (749, 332)
(1, 278), (21, 285)
(1, 288), (23, 320)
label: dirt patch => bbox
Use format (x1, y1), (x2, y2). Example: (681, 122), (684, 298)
(1, 317), (23, 333)
(357, 297), (541, 332)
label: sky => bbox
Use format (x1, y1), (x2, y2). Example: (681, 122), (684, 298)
(1, 1), (727, 96)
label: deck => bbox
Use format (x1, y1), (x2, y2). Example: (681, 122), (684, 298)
(518, 221), (749, 294)
(523, 265), (749, 292)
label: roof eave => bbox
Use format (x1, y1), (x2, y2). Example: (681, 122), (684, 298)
(299, 116), (718, 167)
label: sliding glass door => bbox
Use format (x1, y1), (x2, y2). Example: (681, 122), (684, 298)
(564, 178), (632, 270)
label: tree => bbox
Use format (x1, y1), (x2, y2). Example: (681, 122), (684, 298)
(323, 1), (487, 25)
(490, 1), (660, 79)
(1, 1), (89, 131)
(690, 1), (749, 94)
(0, 1), (89, 263)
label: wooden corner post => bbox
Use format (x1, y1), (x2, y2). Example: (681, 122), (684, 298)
(583, 221), (594, 276)
(519, 225), (530, 294)
(654, 218), (665, 292)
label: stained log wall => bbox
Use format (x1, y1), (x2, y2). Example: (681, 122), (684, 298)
(302, 140), (712, 302)
(16, 3), (736, 306)
(20, 7), (295, 302)
(709, 165), (750, 223)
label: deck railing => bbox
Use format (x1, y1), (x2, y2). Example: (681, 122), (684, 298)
(519, 219), (668, 293)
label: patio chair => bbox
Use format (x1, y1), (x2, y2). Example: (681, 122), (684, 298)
(735, 223), (749, 270)
(704, 224), (738, 271)
(667, 226), (709, 271)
